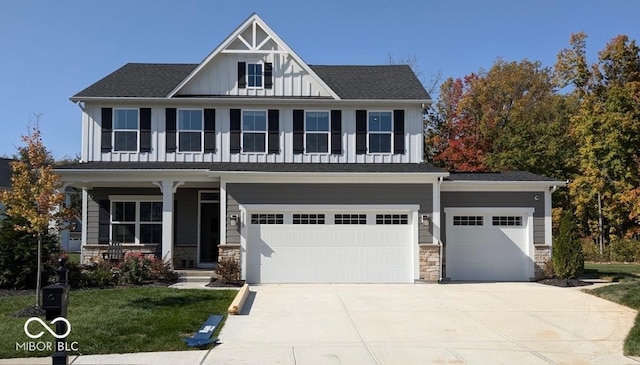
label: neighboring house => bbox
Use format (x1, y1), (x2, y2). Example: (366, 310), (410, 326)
(57, 13), (564, 283)
(0, 157), (13, 218)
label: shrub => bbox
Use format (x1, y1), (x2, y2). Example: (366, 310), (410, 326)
(581, 238), (604, 262)
(610, 239), (640, 263)
(215, 257), (241, 283)
(0, 215), (60, 289)
(542, 257), (555, 279)
(149, 256), (179, 283)
(119, 251), (152, 285)
(552, 211), (584, 279)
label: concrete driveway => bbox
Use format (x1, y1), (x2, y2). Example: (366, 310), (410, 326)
(209, 283), (639, 365)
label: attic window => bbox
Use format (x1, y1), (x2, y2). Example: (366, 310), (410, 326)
(247, 63), (263, 88)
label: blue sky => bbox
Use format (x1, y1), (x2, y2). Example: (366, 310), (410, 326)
(0, 0), (638, 159)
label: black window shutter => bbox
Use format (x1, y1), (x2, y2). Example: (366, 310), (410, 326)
(140, 108), (152, 153)
(264, 63), (273, 89)
(165, 108), (177, 153)
(393, 110), (405, 155)
(101, 108), (113, 152)
(293, 109), (304, 154)
(237, 62), (246, 89)
(98, 199), (110, 244)
(230, 109), (241, 154)
(268, 109), (279, 154)
(330, 110), (342, 155)
(204, 108), (216, 153)
(356, 110), (367, 154)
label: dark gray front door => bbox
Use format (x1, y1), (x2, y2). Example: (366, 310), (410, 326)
(199, 202), (220, 264)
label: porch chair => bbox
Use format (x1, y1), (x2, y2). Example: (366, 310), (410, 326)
(102, 242), (124, 263)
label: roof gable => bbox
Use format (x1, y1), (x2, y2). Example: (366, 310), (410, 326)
(168, 13), (339, 99)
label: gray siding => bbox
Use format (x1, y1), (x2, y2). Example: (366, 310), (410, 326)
(226, 194), (241, 245)
(441, 191), (546, 245)
(86, 187), (201, 245)
(227, 183), (434, 243)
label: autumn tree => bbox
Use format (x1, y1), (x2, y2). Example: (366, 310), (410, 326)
(426, 59), (575, 177)
(0, 122), (71, 307)
(556, 33), (640, 243)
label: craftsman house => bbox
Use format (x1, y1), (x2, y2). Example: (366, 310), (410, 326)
(57, 13), (563, 283)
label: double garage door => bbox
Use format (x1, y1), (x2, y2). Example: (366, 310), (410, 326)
(245, 209), (415, 283)
(445, 208), (534, 281)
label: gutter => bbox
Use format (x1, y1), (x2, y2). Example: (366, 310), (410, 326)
(437, 176), (444, 283)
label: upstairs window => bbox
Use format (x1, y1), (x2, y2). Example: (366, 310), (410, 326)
(242, 110), (267, 153)
(178, 109), (203, 152)
(305, 111), (330, 153)
(247, 63), (263, 88)
(113, 109), (138, 152)
(368, 111), (392, 153)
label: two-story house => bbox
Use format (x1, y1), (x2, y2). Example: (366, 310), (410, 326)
(58, 14), (563, 283)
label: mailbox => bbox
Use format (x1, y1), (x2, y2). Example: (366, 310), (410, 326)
(42, 282), (70, 320)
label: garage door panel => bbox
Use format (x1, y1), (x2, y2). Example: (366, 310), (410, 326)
(246, 213), (414, 283)
(446, 210), (533, 282)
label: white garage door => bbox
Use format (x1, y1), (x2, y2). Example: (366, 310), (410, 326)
(445, 208), (534, 281)
(245, 210), (415, 283)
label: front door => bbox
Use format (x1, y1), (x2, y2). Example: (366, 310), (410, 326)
(199, 192), (220, 267)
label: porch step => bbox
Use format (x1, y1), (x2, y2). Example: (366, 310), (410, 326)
(176, 270), (217, 283)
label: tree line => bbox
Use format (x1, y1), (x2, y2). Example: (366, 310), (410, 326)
(425, 32), (640, 247)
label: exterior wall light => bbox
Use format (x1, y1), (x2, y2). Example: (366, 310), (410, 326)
(229, 214), (239, 227)
(421, 214), (431, 226)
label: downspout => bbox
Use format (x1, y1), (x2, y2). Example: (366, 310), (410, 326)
(437, 176), (444, 283)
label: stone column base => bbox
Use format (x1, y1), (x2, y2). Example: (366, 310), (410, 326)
(533, 245), (552, 280)
(218, 244), (241, 263)
(419, 244), (441, 282)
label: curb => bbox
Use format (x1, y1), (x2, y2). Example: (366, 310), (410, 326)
(228, 283), (250, 315)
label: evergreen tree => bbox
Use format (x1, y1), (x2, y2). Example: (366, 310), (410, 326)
(552, 211), (584, 279)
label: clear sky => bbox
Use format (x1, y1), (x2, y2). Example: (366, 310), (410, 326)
(0, 0), (638, 159)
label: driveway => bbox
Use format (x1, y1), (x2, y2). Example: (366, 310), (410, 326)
(208, 283), (639, 365)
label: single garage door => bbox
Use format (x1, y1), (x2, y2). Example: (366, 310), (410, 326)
(445, 208), (534, 281)
(245, 210), (414, 283)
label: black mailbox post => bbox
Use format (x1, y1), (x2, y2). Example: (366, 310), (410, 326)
(42, 258), (70, 365)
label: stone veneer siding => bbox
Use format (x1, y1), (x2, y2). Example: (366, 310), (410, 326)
(533, 245), (551, 280)
(219, 244), (241, 262)
(418, 244), (441, 281)
(81, 244), (159, 264)
(174, 245), (197, 268)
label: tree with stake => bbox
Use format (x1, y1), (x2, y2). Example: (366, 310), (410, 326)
(0, 120), (71, 308)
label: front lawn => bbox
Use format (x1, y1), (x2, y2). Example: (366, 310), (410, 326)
(585, 262), (640, 355)
(0, 287), (237, 359)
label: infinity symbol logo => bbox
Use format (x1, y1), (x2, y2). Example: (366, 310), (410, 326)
(24, 317), (71, 339)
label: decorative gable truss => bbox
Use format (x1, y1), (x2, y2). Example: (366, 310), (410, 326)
(170, 14), (339, 99)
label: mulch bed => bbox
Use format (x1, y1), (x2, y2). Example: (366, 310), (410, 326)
(206, 279), (245, 288)
(538, 278), (593, 287)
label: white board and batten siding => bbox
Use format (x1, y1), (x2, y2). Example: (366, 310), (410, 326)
(81, 104), (424, 164)
(178, 53), (333, 98)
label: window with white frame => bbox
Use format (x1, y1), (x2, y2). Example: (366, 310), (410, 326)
(178, 109), (203, 152)
(247, 63), (263, 88)
(242, 110), (267, 153)
(368, 111), (392, 153)
(111, 200), (162, 244)
(305, 111), (330, 153)
(113, 109), (139, 152)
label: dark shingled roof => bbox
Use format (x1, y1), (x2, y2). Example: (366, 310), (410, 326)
(56, 162), (445, 173)
(0, 158), (12, 188)
(445, 171), (561, 182)
(72, 63), (430, 100)
(73, 63), (198, 98)
(309, 65), (430, 100)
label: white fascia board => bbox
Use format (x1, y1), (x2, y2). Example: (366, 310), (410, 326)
(69, 96), (430, 105)
(166, 14), (340, 100)
(242, 204), (420, 212)
(216, 171), (448, 184)
(441, 180), (566, 192)
(56, 169), (215, 183)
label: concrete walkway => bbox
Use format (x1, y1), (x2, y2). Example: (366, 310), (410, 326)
(2, 283), (638, 364)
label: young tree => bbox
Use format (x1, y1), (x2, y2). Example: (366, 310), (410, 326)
(0, 121), (71, 308)
(552, 211), (584, 279)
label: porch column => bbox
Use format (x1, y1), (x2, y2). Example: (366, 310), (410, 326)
(432, 179), (441, 245)
(161, 181), (174, 265)
(80, 188), (88, 263)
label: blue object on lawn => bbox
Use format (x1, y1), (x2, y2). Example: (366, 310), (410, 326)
(182, 314), (223, 347)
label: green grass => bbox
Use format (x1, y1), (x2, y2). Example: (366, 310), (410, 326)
(0, 287), (237, 358)
(585, 262), (640, 355)
(67, 252), (80, 263)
